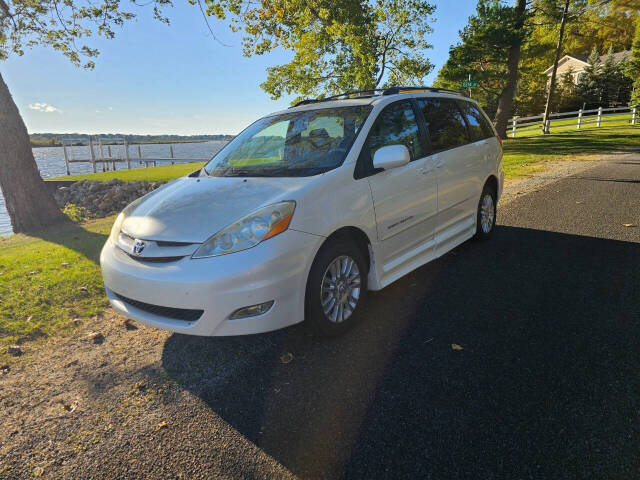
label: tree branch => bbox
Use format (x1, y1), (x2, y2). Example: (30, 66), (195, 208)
(0, 0), (17, 30)
(196, 0), (231, 46)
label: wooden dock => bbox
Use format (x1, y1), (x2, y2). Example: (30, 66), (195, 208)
(61, 136), (211, 175)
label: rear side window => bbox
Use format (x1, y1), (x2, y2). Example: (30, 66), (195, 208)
(458, 101), (494, 141)
(417, 98), (469, 153)
(355, 100), (424, 178)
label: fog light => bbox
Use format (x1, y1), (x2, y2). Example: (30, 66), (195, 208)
(229, 301), (274, 320)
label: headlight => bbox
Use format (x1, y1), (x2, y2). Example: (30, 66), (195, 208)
(108, 195), (147, 244)
(192, 201), (296, 259)
(109, 212), (126, 244)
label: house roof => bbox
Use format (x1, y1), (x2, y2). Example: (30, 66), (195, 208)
(543, 50), (631, 75)
(600, 50), (631, 64)
(543, 55), (588, 75)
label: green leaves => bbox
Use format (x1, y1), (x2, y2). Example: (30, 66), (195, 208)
(435, 0), (526, 116)
(436, 0), (638, 118)
(206, 0), (436, 102)
(0, 0), (170, 68)
(628, 16), (640, 107)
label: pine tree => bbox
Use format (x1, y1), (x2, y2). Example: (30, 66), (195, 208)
(627, 16), (640, 107)
(554, 68), (580, 112)
(577, 46), (602, 107)
(599, 46), (628, 106)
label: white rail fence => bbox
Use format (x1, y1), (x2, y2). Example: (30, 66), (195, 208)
(508, 106), (638, 138)
(61, 136), (210, 176)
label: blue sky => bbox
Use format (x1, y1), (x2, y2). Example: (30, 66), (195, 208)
(3, 0), (478, 135)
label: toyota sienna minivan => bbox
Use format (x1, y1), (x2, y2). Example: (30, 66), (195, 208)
(101, 86), (504, 336)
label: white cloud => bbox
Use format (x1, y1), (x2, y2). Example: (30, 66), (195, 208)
(108, 107), (114, 111)
(29, 102), (62, 114)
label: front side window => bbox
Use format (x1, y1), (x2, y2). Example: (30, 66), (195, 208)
(355, 101), (424, 178)
(417, 98), (470, 152)
(458, 101), (494, 141)
(204, 106), (371, 177)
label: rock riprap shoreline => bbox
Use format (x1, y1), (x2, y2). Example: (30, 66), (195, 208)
(54, 179), (165, 218)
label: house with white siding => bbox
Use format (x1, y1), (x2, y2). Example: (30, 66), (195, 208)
(543, 50), (631, 84)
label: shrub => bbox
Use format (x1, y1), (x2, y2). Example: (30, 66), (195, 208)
(62, 203), (88, 223)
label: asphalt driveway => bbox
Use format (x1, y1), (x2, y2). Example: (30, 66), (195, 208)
(159, 154), (640, 478)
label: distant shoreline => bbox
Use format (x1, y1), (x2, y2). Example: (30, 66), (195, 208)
(30, 134), (235, 148)
(30, 139), (232, 148)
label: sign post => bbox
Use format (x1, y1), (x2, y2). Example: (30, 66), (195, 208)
(461, 75), (479, 97)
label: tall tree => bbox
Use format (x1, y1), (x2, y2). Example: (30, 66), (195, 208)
(626, 15), (640, 106)
(493, 0), (527, 138)
(541, 0), (571, 134)
(553, 68), (581, 111)
(0, 0), (170, 233)
(439, 0), (637, 118)
(599, 46), (631, 105)
(435, 0), (529, 138)
(576, 46), (603, 105)
(205, 0), (436, 102)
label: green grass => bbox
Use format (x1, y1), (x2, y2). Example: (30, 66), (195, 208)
(53, 162), (205, 182)
(502, 125), (640, 178)
(49, 158), (283, 182)
(512, 114), (634, 138)
(0, 217), (114, 361)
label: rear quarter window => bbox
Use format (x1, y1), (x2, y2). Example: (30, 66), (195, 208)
(458, 101), (494, 141)
(417, 98), (469, 153)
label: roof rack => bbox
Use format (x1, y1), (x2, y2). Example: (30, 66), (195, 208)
(382, 86), (466, 97)
(291, 85), (466, 108)
(292, 89), (386, 108)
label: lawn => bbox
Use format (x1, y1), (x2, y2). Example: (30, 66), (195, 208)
(502, 125), (640, 177)
(2, 125), (636, 361)
(51, 157), (282, 182)
(56, 162), (205, 182)
(511, 113), (634, 138)
(0, 217), (114, 362)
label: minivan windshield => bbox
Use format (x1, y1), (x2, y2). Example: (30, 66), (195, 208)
(203, 106), (372, 177)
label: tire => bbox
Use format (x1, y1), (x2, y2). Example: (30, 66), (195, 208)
(305, 238), (368, 337)
(474, 183), (497, 241)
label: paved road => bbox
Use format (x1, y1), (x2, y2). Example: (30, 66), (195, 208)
(154, 155), (640, 478)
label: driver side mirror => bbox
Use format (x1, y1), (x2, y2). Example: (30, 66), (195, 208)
(373, 145), (410, 170)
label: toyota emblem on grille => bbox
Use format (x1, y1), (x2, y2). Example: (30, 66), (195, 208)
(133, 239), (146, 255)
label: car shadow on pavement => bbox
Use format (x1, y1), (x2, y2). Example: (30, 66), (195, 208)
(162, 225), (640, 479)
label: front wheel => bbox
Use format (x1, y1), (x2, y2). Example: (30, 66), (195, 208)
(474, 185), (496, 240)
(305, 239), (368, 337)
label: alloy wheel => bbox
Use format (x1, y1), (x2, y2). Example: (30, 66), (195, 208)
(480, 193), (495, 234)
(320, 255), (361, 323)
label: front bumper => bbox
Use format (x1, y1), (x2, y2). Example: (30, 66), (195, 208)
(100, 229), (323, 336)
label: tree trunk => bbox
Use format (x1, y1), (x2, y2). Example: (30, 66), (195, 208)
(542, 0), (571, 134)
(0, 72), (64, 233)
(493, 0), (527, 139)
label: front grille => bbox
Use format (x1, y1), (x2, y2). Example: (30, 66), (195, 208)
(155, 240), (196, 247)
(126, 254), (185, 263)
(113, 292), (204, 322)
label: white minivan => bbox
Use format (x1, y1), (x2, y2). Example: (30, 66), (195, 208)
(101, 87), (503, 337)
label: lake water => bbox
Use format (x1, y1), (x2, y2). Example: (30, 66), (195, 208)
(0, 141), (227, 236)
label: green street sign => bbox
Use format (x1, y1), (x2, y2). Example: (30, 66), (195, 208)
(461, 80), (479, 88)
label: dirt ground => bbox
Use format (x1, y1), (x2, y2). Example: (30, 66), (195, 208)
(0, 154), (628, 479)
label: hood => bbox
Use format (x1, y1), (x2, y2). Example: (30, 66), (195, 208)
(121, 175), (314, 243)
